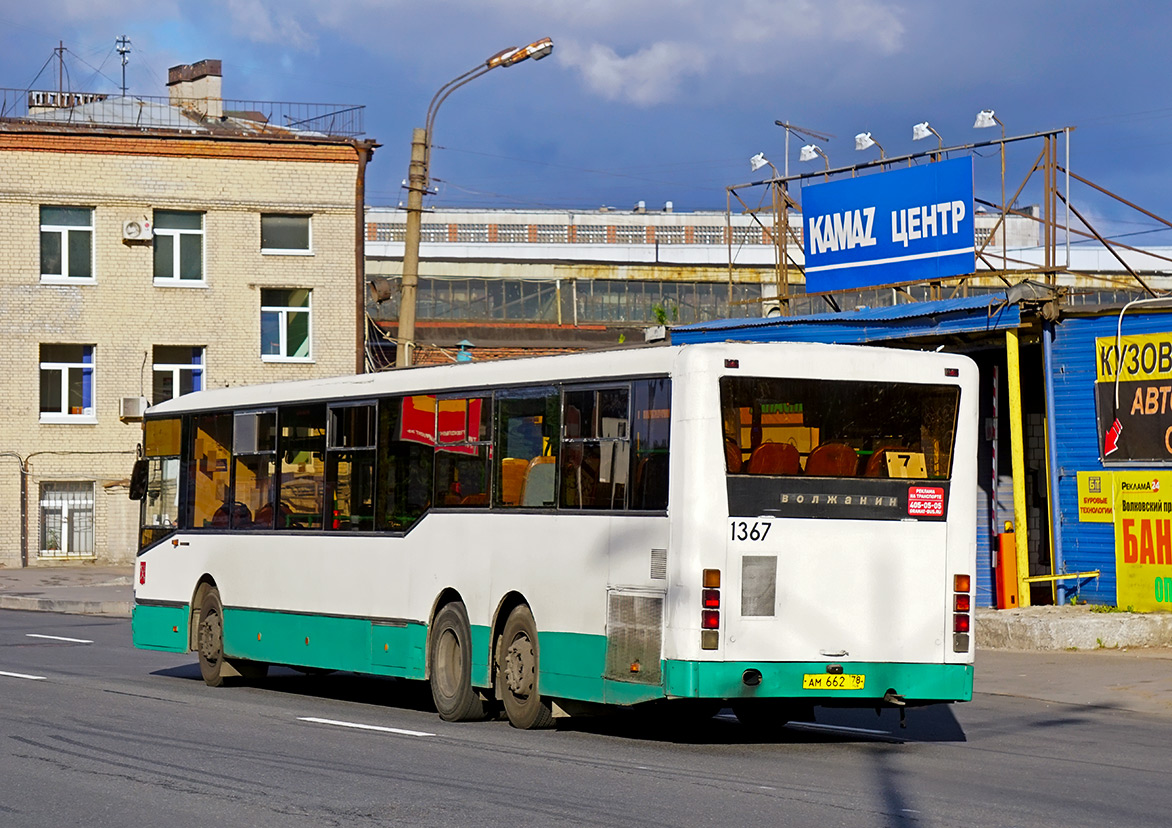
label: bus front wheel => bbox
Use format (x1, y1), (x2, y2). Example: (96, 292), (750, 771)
(498, 605), (554, 730)
(197, 589), (267, 686)
(429, 602), (486, 722)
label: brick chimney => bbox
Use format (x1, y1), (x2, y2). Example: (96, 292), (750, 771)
(167, 59), (223, 119)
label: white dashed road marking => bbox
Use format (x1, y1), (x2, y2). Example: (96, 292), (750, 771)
(26, 634), (94, 644)
(297, 717), (435, 738)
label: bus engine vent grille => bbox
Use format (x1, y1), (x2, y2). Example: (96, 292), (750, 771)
(741, 555), (778, 616)
(650, 548), (667, 580)
(604, 592), (664, 684)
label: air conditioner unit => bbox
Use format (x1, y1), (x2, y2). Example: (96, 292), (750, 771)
(119, 396), (149, 421)
(122, 218), (153, 241)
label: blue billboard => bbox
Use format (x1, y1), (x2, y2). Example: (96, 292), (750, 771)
(802, 157), (975, 293)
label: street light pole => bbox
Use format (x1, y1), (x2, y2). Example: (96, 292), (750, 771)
(396, 37), (553, 368)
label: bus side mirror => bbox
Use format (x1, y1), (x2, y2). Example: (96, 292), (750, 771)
(129, 459), (148, 501)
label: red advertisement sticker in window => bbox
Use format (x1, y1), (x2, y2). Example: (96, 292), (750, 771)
(907, 486), (945, 517)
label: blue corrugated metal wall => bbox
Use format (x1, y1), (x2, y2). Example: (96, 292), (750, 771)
(1051, 311), (1172, 604)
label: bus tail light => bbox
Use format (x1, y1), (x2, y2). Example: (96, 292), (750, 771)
(952, 573), (972, 652)
(701, 569), (720, 650)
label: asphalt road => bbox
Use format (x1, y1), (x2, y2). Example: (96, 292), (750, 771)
(2, 609), (1170, 828)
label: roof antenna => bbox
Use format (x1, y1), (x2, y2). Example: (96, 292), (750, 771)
(116, 35), (131, 97)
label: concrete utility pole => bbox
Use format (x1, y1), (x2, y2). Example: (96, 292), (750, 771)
(396, 37), (553, 368)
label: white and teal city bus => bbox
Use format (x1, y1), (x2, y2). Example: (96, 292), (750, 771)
(130, 341), (977, 729)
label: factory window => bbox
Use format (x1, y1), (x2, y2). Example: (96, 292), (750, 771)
(154, 210), (205, 284)
(39, 344), (96, 423)
(261, 214), (311, 254)
(261, 288), (312, 361)
(40, 206), (93, 281)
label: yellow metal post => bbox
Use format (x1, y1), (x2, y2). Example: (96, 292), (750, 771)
(1005, 328), (1031, 607)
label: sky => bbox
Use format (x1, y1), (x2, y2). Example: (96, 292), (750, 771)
(3, 0), (1172, 242)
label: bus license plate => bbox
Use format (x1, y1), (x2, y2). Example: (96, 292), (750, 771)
(802, 673), (865, 690)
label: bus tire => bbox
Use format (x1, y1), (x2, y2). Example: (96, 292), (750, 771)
(429, 602), (486, 722)
(197, 588), (234, 687)
(196, 589), (267, 685)
(499, 605), (554, 730)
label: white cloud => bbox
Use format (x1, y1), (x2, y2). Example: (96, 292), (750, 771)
(200, 0), (907, 105)
(221, 0), (316, 51)
(556, 41), (705, 107)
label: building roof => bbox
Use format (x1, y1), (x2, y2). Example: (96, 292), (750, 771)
(671, 292), (1021, 345)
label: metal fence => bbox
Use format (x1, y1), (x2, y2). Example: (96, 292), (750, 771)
(0, 88), (364, 137)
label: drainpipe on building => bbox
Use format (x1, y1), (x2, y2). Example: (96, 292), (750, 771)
(0, 453), (29, 567)
(354, 141), (374, 374)
(1042, 319), (1066, 604)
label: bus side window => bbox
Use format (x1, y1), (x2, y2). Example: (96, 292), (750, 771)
(494, 387), (559, 508)
(277, 404), (327, 530)
(189, 413), (232, 529)
(326, 403), (377, 531)
(434, 397), (491, 508)
(560, 386), (630, 510)
(377, 396), (434, 531)
(630, 378), (671, 510)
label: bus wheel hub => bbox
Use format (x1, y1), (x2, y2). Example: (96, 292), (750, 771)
(504, 637), (535, 698)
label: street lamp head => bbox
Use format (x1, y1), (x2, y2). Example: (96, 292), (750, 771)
(495, 37), (554, 67)
(912, 121), (933, 142)
(854, 132), (876, 151)
(749, 152), (770, 172)
(486, 46), (523, 68)
(973, 109), (998, 129)
(799, 143), (823, 163)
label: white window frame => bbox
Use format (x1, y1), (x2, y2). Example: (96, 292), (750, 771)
(152, 346), (205, 404)
(260, 214), (313, 256)
(261, 289), (313, 363)
(39, 481), (95, 559)
(153, 210), (206, 286)
(40, 206), (95, 283)
(39, 344), (97, 424)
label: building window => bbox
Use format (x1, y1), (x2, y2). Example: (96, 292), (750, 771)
(261, 288), (312, 361)
(39, 482), (94, 558)
(154, 210), (204, 283)
(261, 214), (311, 254)
(40, 344), (95, 422)
(40, 206), (93, 280)
(152, 346), (204, 404)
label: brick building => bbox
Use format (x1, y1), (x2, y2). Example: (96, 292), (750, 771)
(0, 60), (375, 567)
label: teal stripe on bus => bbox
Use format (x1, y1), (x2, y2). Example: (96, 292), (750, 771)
(663, 660), (973, 702)
(132, 603), (190, 653)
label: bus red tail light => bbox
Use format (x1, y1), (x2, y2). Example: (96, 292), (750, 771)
(701, 569), (721, 649)
(952, 572), (972, 651)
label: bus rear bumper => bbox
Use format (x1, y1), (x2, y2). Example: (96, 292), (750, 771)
(663, 659), (973, 705)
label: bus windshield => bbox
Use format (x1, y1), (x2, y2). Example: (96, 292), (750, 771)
(721, 376), (960, 480)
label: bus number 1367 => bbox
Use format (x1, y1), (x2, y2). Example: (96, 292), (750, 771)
(730, 520), (771, 541)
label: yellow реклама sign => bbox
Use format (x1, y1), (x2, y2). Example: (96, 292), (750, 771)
(1076, 471), (1114, 522)
(1112, 470), (1172, 611)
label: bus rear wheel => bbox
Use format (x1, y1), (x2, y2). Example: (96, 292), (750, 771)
(498, 605), (554, 730)
(429, 602), (486, 722)
(197, 588), (267, 686)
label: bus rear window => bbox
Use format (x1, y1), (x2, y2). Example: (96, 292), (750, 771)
(721, 377), (959, 480)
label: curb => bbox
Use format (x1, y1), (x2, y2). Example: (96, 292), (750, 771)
(976, 606), (1172, 650)
(0, 596), (132, 618)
